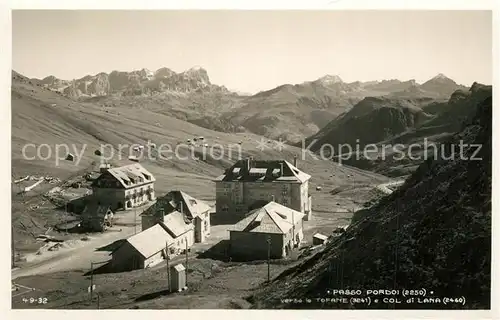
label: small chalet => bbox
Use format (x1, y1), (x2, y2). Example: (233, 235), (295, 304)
(141, 190), (211, 243)
(110, 219), (194, 272)
(111, 224), (171, 271)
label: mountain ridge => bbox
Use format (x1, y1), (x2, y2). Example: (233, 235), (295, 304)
(23, 68), (469, 99)
(14, 69), (472, 144)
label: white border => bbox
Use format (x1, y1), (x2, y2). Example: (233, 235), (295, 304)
(7, 0), (498, 10)
(2, 1), (499, 320)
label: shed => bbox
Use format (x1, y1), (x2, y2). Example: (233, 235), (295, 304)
(110, 224), (174, 271)
(313, 233), (328, 245)
(169, 263), (187, 292)
(81, 203), (114, 232)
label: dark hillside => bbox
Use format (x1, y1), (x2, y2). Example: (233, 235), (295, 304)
(251, 92), (492, 309)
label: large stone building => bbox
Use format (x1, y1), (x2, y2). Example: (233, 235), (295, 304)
(91, 163), (156, 211)
(141, 190), (211, 243)
(213, 157), (312, 220)
(229, 201), (305, 260)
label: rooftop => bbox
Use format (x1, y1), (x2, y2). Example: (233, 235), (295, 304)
(124, 224), (174, 259)
(161, 211), (194, 238)
(94, 163), (155, 188)
(214, 159), (310, 183)
(231, 201), (305, 234)
(141, 190), (211, 220)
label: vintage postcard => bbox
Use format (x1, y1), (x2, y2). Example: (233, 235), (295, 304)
(6, 1), (497, 317)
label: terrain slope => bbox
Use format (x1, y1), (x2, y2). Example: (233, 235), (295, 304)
(11, 70), (389, 255)
(251, 90), (492, 309)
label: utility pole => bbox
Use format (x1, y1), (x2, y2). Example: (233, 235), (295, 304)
(89, 260), (107, 304)
(90, 262), (94, 301)
(134, 206), (137, 234)
(166, 241), (170, 291)
(185, 240), (189, 286)
(97, 293), (100, 309)
(267, 235), (271, 283)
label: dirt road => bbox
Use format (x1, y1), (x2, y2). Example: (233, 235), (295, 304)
(12, 204), (150, 280)
(12, 226), (135, 280)
(12, 202), (218, 280)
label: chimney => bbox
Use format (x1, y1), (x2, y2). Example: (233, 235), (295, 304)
(280, 162), (284, 177)
(293, 154), (298, 168)
(180, 200), (184, 214)
(271, 195), (275, 202)
(247, 156), (254, 171)
(158, 207), (165, 222)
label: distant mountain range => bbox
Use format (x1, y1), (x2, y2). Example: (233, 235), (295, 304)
(13, 68), (470, 144)
(307, 82), (491, 176)
(24, 67), (467, 100)
(27, 67), (229, 98)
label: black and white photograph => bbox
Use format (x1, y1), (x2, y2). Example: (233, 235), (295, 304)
(7, 3), (495, 313)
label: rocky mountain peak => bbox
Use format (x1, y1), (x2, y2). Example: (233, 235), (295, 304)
(426, 73), (456, 84)
(317, 74), (343, 85)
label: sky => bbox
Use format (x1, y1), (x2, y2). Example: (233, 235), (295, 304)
(12, 10), (492, 94)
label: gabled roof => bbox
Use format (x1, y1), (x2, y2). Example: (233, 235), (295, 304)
(231, 201), (305, 234)
(177, 191), (211, 219)
(125, 224), (174, 259)
(161, 211), (194, 238)
(94, 164), (155, 188)
(213, 159), (311, 183)
(141, 190), (211, 220)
